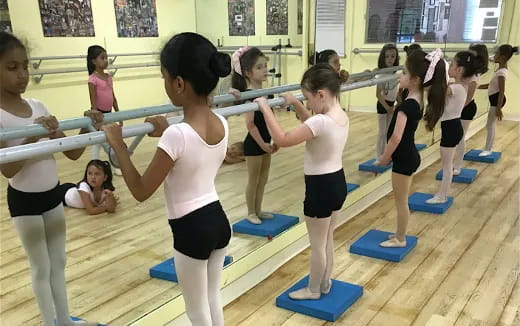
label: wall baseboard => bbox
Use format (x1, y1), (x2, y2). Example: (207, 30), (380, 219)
(504, 112), (520, 122)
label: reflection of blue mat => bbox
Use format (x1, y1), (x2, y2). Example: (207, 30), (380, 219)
(359, 159), (392, 173)
(408, 192), (453, 214)
(349, 229), (417, 262)
(150, 256), (233, 282)
(415, 143), (427, 151)
(232, 213), (299, 238)
(436, 168), (477, 184)
(275, 275), (363, 322)
(346, 183), (360, 193)
(70, 317), (106, 326)
(463, 149), (501, 163)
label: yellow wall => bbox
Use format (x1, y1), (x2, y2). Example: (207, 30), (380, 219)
(8, 0), (197, 119)
(195, 0), (304, 85)
(340, 0), (519, 118)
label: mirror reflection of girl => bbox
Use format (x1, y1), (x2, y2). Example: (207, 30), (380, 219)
(477, 44), (518, 156)
(255, 63), (349, 300)
(232, 47), (278, 224)
(309, 49), (349, 82)
(102, 32), (232, 326)
(453, 44), (489, 175)
(397, 43), (422, 105)
(0, 31), (101, 326)
(374, 44), (400, 165)
(60, 160), (118, 215)
(376, 49), (448, 247)
(426, 51), (486, 205)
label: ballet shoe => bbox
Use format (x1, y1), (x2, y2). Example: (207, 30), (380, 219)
(258, 212), (274, 219)
(453, 169), (461, 176)
(425, 195), (448, 204)
(379, 238), (406, 248)
(246, 214), (262, 225)
(373, 159), (381, 166)
(320, 279), (332, 294)
(387, 233), (396, 240)
(478, 150), (492, 157)
(69, 320), (99, 326)
(288, 287), (321, 300)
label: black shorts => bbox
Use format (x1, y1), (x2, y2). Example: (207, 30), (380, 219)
(461, 100), (477, 120)
(59, 183), (77, 207)
(377, 100), (395, 114)
(7, 183), (63, 217)
(489, 93), (506, 107)
(440, 118), (463, 147)
(168, 201), (231, 260)
(304, 169), (347, 218)
(392, 149), (420, 176)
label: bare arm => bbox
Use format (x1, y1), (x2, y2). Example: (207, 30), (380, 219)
(0, 136), (43, 178)
(376, 85), (393, 112)
(379, 111), (407, 164)
(245, 111), (271, 152)
(496, 76), (506, 110)
(78, 190), (108, 215)
(88, 82), (97, 110)
(478, 83), (489, 89)
(464, 81), (477, 106)
(255, 98), (313, 147)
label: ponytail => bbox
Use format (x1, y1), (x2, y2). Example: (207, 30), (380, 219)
(469, 44), (489, 74)
(454, 51), (486, 78)
(423, 59), (447, 131)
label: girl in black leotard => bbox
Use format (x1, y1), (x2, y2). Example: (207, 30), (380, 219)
(377, 49), (448, 248)
(231, 47), (279, 225)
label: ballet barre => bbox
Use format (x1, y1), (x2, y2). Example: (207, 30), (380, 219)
(0, 74), (398, 165)
(0, 66), (402, 143)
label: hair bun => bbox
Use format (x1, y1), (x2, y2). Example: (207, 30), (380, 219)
(210, 52), (231, 78)
(513, 46), (519, 53)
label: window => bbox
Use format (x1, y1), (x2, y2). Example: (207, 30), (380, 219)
(366, 0), (503, 43)
(315, 0), (346, 55)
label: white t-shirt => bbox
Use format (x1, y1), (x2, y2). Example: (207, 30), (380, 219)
(376, 74), (400, 102)
(0, 99), (59, 192)
(158, 114), (228, 219)
(303, 112), (349, 175)
(64, 181), (106, 209)
(488, 68), (508, 95)
(441, 83), (467, 121)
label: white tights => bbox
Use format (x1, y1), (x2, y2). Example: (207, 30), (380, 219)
(13, 204), (85, 326)
(485, 106), (497, 151)
(173, 248), (226, 326)
(306, 212), (337, 293)
(376, 113), (393, 159)
(454, 119), (472, 171)
(437, 147), (456, 200)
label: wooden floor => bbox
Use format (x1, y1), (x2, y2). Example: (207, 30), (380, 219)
(0, 109), (496, 326)
(224, 121), (520, 326)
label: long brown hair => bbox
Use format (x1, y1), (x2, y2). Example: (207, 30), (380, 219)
(406, 50), (447, 131)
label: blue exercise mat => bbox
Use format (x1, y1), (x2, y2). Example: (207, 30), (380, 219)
(436, 168), (477, 184)
(408, 192), (453, 214)
(415, 143), (427, 151)
(67, 317), (106, 326)
(346, 183), (360, 193)
(232, 213), (299, 238)
(463, 149), (501, 163)
(150, 256), (233, 282)
(276, 275), (363, 322)
(359, 158), (392, 173)
(349, 229), (418, 262)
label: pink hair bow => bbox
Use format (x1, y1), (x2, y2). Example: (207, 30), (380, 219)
(424, 48), (444, 84)
(232, 46), (249, 76)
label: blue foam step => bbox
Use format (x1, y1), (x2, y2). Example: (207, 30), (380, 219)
(415, 143), (427, 151)
(408, 192), (454, 214)
(276, 275), (363, 321)
(463, 149), (501, 163)
(150, 256), (233, 282)
(359, 158), (392, 173)
(349, 229), (418, 262)
(346, 183), (360, 193)
(232, 213), (299, 238)
(436, 168), (477, 184)
(66, 317), (105, 326)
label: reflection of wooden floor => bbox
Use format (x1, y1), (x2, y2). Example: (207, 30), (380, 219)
(0, 110), (436, 325)
(225, 121), (520, 326)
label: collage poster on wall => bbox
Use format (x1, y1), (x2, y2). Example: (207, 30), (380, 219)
(0, 0), (11, 32)
(114, 0), (158, 37)
(228, 0), (255, 36)
(266, 0), (288, 35)
(297, 0), (303, 34)
(39, 0), (95, 37)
